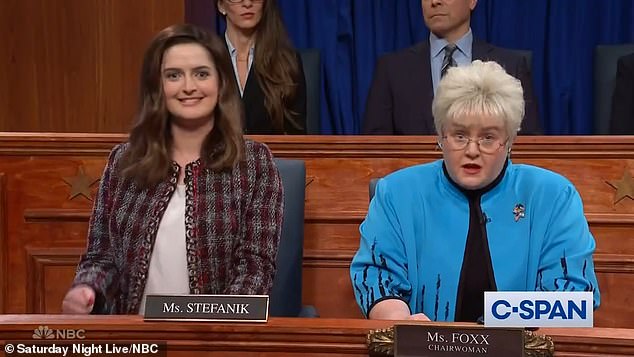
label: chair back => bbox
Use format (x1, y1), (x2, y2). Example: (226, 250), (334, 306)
(269, 158), (306, 317)
(299, 49), (321, 134)
(369, 177), (379, 202)
(594, 44), (634, 134)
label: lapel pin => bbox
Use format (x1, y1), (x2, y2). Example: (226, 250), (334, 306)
(513, 203), (525, 222)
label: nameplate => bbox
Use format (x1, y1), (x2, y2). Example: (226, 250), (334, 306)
(394, 324), (524, 357)
(143, 294), (268, 322)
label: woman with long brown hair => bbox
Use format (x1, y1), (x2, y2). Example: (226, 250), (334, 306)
(61, 24), (283, 314)
(218, 0), (307, 134)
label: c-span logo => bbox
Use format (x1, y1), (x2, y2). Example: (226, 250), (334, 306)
(484, 291), (593, 327)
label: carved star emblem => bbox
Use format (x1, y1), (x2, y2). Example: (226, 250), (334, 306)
(62, 166), (99, 201)
(606, 169), (634, 205)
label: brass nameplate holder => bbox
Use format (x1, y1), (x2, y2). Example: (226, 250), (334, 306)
(367, 324), (554, 357)
(143, 294), (269, 322)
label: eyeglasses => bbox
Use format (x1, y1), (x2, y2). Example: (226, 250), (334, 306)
(439, 134), (508, 154)
(225, 0), (263, 3)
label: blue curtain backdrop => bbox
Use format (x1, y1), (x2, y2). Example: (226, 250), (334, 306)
(216, 0), (634, 134)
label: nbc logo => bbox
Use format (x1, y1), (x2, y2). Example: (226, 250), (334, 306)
(31, 326), (86, 340)
(32, 325), (54, 339)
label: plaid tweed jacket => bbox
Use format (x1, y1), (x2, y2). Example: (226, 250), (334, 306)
(72, 139), (283, 314)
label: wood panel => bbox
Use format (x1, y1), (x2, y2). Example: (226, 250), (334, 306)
(0, 134), (632, 329)
(0, 173), (6, 314)
(25, 247), (84, 314)
(0, 0), (184, 132)
(0, 316), (633, 356)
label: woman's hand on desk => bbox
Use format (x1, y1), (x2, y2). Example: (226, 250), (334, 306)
(62, 284), (95, 314)
(368, 299), (430, 320)
(408, 313), (431, 321)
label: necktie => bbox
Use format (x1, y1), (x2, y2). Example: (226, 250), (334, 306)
(441, 44), (458, 78)
(454, 192), (496, 322)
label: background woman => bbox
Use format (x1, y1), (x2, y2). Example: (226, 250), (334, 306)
(218, 0), (307, 134)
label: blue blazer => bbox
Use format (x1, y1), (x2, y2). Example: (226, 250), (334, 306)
(350, 160), (600, 321)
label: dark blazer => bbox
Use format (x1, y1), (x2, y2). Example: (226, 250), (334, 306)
(236, 52), (307, 135)
(362, 38), (541, 135)
(610, 53), (634, 134)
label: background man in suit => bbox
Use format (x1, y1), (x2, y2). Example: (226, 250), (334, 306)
(610, 53), (634, 134)
(362, 0), (541, 135)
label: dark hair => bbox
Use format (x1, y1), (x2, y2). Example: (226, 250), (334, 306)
(120, 24), (244, 187)
(255, 0), (302, 132)
(220, 0), (303, 132)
